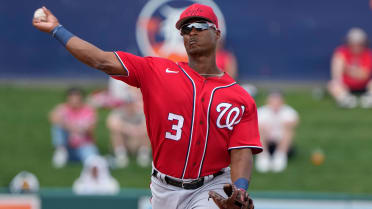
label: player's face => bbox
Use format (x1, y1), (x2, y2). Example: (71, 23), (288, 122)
(67, 93), (84, 108)
(181, 19), (220, 56)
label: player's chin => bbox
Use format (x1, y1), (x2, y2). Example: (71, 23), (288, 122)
(186, 46), (205, 56)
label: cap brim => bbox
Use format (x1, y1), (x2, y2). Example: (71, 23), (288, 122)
(175, 16), (213, 29)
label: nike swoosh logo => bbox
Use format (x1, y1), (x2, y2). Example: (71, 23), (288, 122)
(166, 68), (179, 74)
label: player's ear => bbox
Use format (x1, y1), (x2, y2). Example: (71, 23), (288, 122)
(215, 29), (221, 41)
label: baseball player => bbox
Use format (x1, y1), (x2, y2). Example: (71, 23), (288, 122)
(33, 4), (262, 209)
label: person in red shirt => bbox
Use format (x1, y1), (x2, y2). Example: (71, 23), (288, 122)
(49, 87), (98, 168)
(328, 27), (372, 108)
(33, 4), (261, 208)
(216, 41), (258, 97)
(216, 41), (238, 79)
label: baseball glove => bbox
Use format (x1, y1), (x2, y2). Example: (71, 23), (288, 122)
(208, 184), (254, 209)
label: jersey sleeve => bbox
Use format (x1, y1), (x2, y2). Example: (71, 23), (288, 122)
(111, 51), (152, 88)
(228, 102), (262, 154)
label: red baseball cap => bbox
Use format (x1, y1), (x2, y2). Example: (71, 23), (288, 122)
(175, 3), (218, 29)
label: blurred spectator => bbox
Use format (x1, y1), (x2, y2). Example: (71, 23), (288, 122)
(216, 40), (238, 79)
(256, 91), (299, 173)
(88, 77), (131, 109)
(216, 40), (257, 96)
(328, 28), (372, 108)
(9, 171), (39, 193)
(106, 87), (151, 168)
(49, 87), (98, 168)
(73, 155), (119, 195)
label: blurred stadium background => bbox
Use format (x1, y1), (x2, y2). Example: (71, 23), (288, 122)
(1, 0), (372, 208)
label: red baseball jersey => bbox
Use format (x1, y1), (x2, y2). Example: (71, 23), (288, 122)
(112, 51), (262, 179)
(335, 46), (372, 90)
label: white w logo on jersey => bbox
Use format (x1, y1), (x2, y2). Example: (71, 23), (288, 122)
(216, 103), (245, 130)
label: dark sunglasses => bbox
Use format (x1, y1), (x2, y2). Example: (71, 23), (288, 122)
(180, 22), (216, 35)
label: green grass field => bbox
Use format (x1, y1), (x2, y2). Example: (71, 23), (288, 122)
(0, 84), (371, 194)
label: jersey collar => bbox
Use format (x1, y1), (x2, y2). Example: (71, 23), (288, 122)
(177, 62), (235, 84)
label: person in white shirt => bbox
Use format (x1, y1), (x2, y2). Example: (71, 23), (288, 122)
(106, 87), (151, 168)
(73, 155), (120, 195)
(256, 91), (299, 173)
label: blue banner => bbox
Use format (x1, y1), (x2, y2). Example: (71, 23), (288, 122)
(1, 0), (372, 80)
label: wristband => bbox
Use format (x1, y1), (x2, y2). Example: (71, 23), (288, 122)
(234, 178), (249, 191)
(51, 25), (74, 46)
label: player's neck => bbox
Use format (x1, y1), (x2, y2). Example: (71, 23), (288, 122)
(188, 54), (221, 77)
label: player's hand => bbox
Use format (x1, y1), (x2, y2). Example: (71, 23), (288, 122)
(32, 6), (60, 33)
(209, 184), (254, 209)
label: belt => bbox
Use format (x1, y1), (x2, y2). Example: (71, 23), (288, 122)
(152, 169), (224, 190)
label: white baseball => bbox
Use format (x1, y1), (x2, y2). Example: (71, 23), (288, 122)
(33, 8), (47, 21)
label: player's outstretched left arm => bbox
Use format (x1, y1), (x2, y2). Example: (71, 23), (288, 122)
(230, 148), (253, 187)
(32, 7), (124, 76)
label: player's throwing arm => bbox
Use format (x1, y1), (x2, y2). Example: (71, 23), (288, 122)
(33, 4), (261, 209)
(32, 7), (124, 76)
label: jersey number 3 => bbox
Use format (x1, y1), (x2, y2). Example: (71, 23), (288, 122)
(165, 113), (184, 141)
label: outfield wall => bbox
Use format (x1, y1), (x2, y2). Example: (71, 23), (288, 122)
(2, 0), (372, 80)
(1, 189), (372, 209)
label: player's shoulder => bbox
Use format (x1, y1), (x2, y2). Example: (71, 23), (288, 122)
(228, 83), (257, 111)
(146, 55), (177, 66)
(115, 51), (177, 66)
(232, 83), (255, 102)
(143, 56), (181, 73)
(219, 74), (254, 100)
